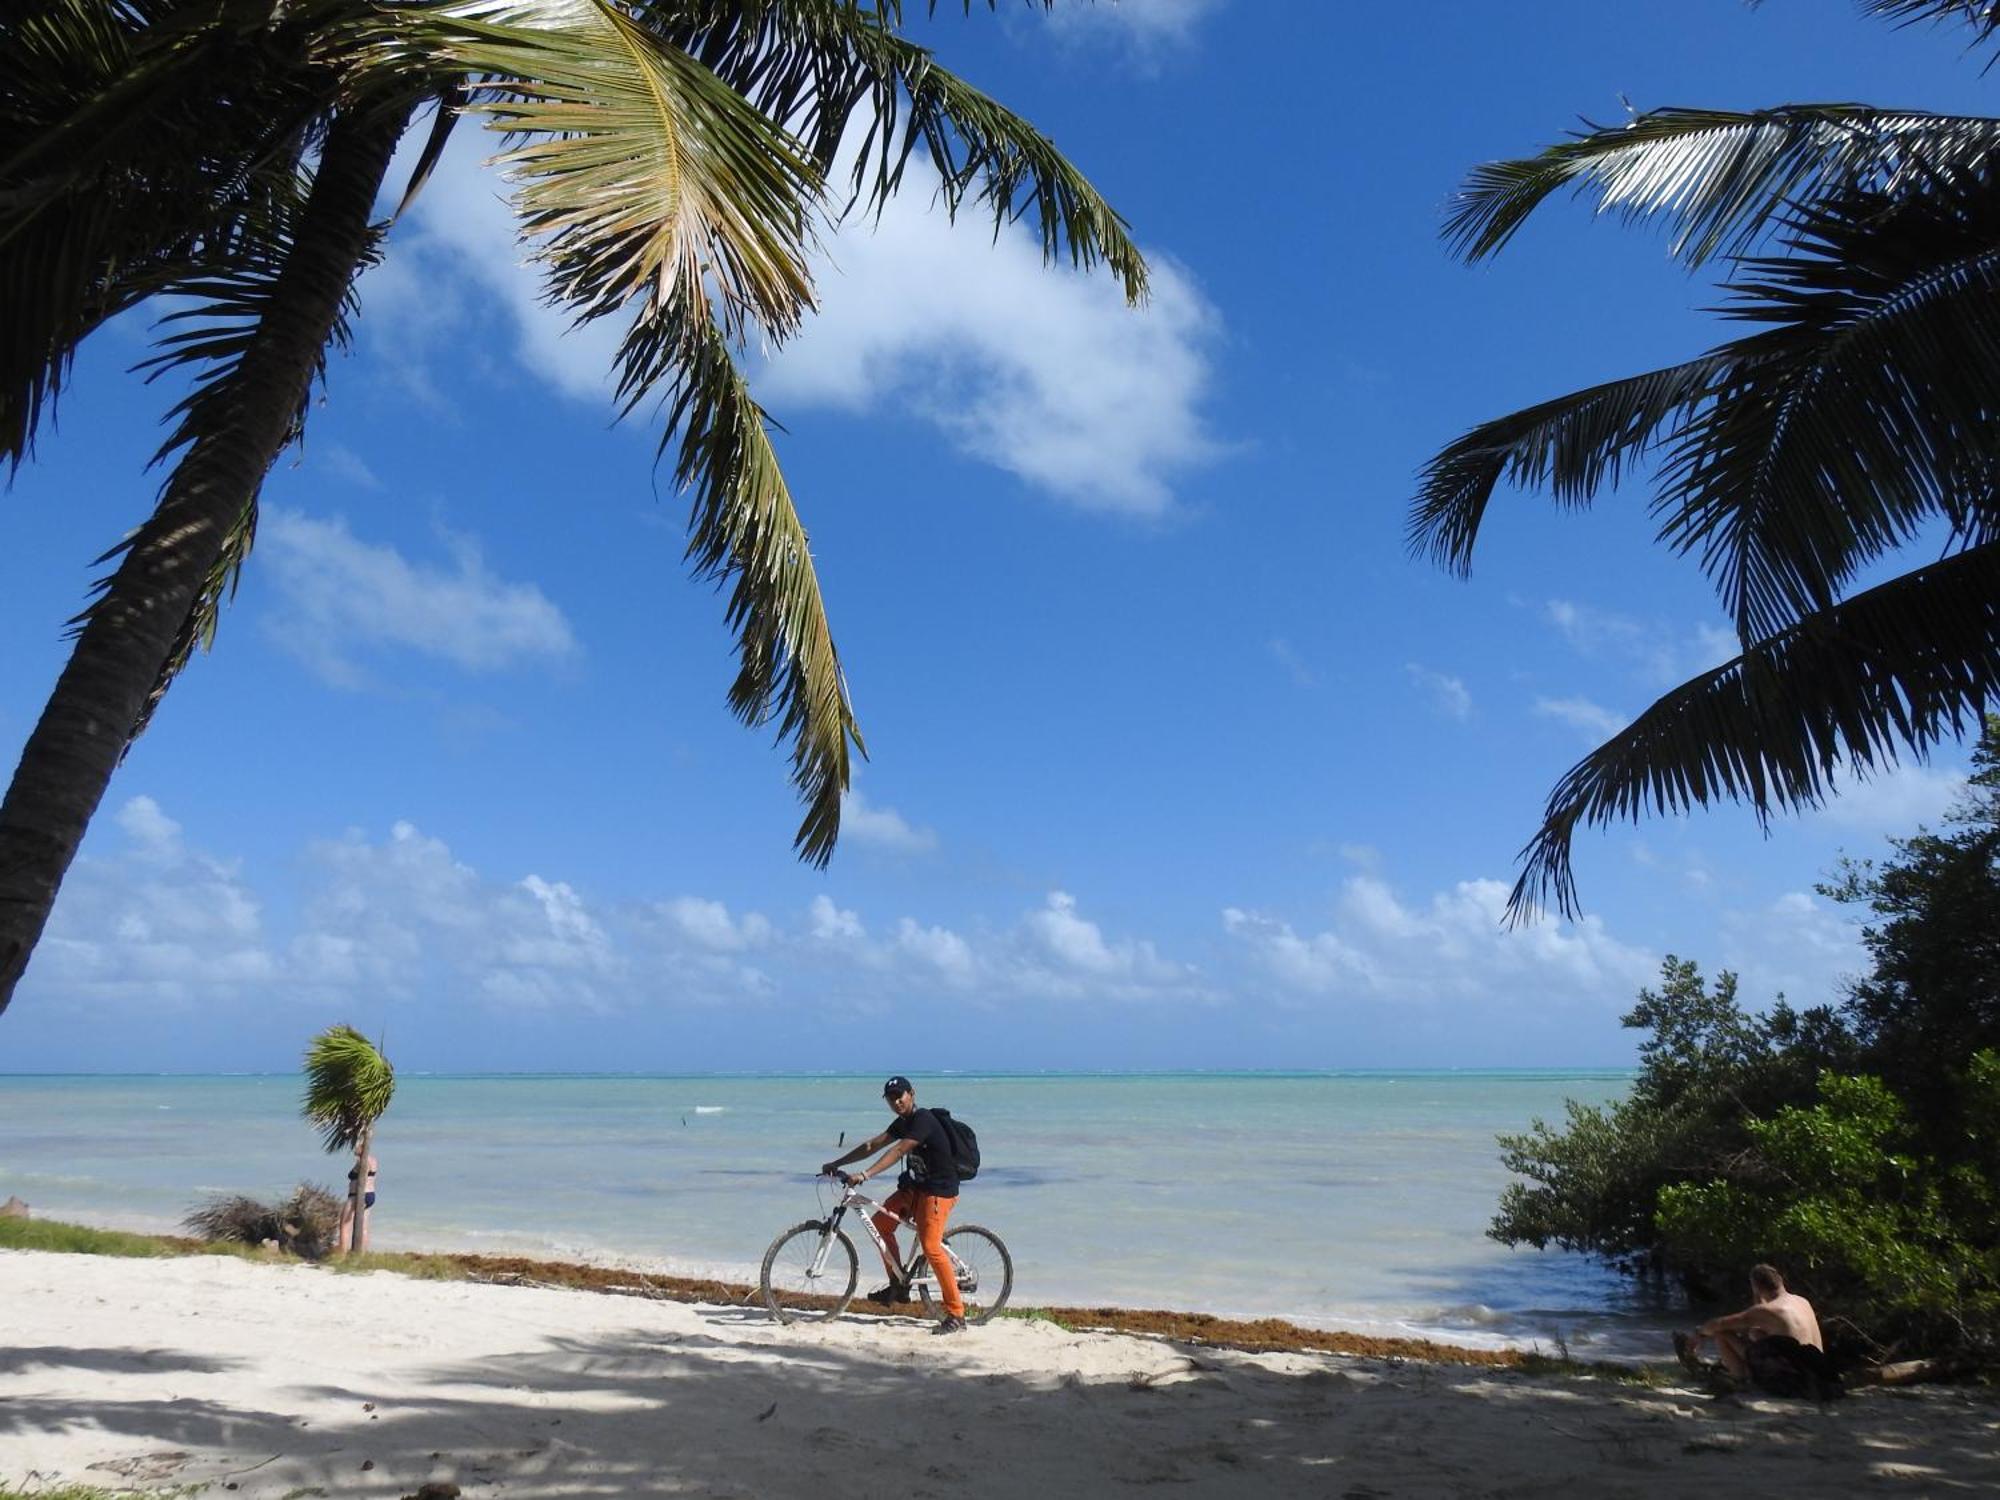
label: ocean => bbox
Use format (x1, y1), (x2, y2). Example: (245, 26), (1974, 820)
(0, 1071), (1677, 1355)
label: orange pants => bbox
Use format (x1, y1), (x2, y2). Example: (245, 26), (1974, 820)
(874, 1188), (961, 1318)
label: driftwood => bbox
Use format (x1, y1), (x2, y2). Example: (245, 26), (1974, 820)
(1848, 1356), (1973, 1388)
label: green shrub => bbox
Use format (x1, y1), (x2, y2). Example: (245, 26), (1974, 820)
(1491, 717), (2000, 1353)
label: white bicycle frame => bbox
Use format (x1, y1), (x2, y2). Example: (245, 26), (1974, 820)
(810, 1179), (972, 1292)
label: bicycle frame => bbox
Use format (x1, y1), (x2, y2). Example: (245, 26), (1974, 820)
(812, 1180), (964, 1288)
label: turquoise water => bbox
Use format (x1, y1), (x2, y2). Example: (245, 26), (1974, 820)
(0, 1071), (1672, 1353)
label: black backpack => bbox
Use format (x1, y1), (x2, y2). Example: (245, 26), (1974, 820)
(929, 1107), (980, 1180)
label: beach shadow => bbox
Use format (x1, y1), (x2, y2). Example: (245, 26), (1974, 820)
(7, 1317), (1999, 1499)
(0, 1345), (240, 1376)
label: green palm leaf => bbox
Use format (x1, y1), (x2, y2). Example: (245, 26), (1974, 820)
(1657, 174), (2000, 641)
(428, 0), (820, 340)
(301, 1023), (395, 1154)
(618, 287), (863, 864)
(656, 0), (1145, 299)
(1510, 540), (2000, 922)
(1410, 349), (1756, 576)
(1444, 105), (2000, 269)
(0, 0), (334, 466)
(1422, 166), (2000, 643)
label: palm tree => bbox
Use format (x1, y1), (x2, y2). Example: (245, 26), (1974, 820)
(0, 1), (1147, 1016)
(301, 1022), (395, 1255)
(1411, 0), (2000, 922)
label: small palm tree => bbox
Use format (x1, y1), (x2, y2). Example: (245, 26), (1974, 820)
(302, 1024), (395, 1255)
(1413, 0), (2000, 921)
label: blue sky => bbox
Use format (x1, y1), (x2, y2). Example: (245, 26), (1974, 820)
(1, 0), (1988, 1073)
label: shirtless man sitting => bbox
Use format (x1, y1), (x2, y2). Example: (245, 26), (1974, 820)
(1675, 1264), (1840, 1398)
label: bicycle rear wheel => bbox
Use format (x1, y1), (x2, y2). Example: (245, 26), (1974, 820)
(760, 1220), (858, 1324)
(917, 1224), (1012, 1325)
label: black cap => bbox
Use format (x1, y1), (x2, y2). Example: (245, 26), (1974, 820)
(882, 1075), (913, 1099)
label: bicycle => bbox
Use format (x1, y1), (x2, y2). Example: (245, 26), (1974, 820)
(759, 1175), (1013, 1326)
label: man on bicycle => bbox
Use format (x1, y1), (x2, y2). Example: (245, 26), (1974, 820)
(819, 1075), (965, 1335)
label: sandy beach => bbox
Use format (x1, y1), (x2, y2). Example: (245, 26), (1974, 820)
(4, 1250), (1997, 1497)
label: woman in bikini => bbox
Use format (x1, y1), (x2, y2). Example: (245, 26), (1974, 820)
(337, 1154), (378, 1255)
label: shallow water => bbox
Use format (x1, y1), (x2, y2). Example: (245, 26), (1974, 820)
(0, 1071), (1679, 1355)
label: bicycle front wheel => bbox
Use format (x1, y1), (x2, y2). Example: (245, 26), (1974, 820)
(760, 1220), (858, 1324)
(918, 1224), (1013, 1325)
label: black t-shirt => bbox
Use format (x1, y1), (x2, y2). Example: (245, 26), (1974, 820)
(887, 1107), (960, 1198)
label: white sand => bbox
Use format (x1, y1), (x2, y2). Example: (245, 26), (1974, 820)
(4, 1249), (1997, 1497)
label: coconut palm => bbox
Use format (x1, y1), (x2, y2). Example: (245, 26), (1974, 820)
(1411, 0), (2000, 922)
(302, 1023), (395, 1254)
(0, 1), (1147, 1016)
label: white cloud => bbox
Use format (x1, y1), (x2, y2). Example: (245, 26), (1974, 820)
(260, 508), (576, 687)
(39, 798), (272, 1002)
(115, 795), (183, 860)
(362, 129), (623, 405)
(807, 893), (866, 944)
(841, 786), (938, 854)
(1719, 889), (1865, 1006)
(759, 161), (1218, 516)
(1006, 890), (1201, 999)
(367, 131), (1217, 517)
(318, 442), (382, 490)
(1533, 694), (1626, 742)
(1223, 875), (1656, 1008)
(893, 917), (977, 985)
(1044, 0), (1224, 52)
(658, 896), (773, 953)
(1810, 762), (1966, 836)
(1543, 599), (1736, 687)
(1407, 663), (1473, 721)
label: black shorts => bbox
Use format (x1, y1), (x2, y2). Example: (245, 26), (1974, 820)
(1745, 1335), (1841, 1399)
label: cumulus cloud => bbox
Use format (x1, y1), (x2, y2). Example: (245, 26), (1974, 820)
(1533, 694), (1626, 742)
(31, 805), (1213, 1019)
(38, 798), (273, 1003)
(1543, 599), (1736, 687)
(841, 787), (938, 854)
(760, 171), (1218, 515)
(1043, 0), (1225, 53)
(361, 129), (623, 405)
(1810, 762), (1967, 836)
(1407, 663), (1473, 721)
(1223, 875), (1656, 1008)
(1719, 889), (1865, 1006)
(260, 508), (576, 687)
(365, 130), (1218, 517)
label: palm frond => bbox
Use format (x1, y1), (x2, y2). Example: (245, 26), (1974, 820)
(0, 0), (333, 466)
(1421, 166), (2000, 640)
(301, 1023), (395, 1154)
(622, 290), (864, 864)
(1510, 540), (2000, 922)
(647, 0), (1147, 300)
(410, 1), (860, 859)
(1410, 350), (1754, 575)
(1444, 105), (2000, 269)
(1862, 1), (2000, 50)
(425, 0), (820, 342)
(1650, 166), (2000, 641)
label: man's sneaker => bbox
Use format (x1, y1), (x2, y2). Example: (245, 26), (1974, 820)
(931, 1314), (968, 1336)
(865, 1281), (911, 1306)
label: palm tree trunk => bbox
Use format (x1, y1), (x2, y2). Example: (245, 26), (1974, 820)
(0, 106), (406, 1018)
(348, 1122), (373, 1256)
